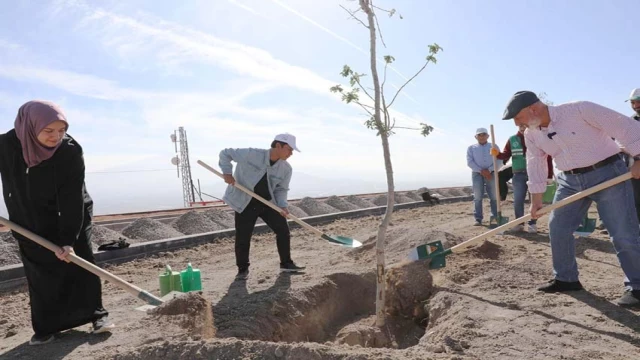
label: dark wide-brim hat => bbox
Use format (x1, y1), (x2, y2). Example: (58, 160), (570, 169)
(502, 91), (540, 120)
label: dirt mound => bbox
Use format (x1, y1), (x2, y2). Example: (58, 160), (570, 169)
(296, 197), (339, 216)
(345, 195), (376, 208)
(385, 260), (434, 323)
(149, 291), (215, 339)
(372, 194), (388, 206)
(122, 218), (184, 241)
(203, 208), (235, 228)
(471, 240), (503, 259)
(91, 225), (130, 251)
(403, 191), (423, 201)
(287, 204), (308, 218)
(394, 193), (415, 204)
(171, 211), (225, 235)
(461, 187), (473, 195)
(0, 232), (20, 267)
(324, 195), (360, 211)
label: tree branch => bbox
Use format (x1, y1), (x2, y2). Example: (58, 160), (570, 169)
(387, 60), (429, 109)
(373, 11), (387, 48)
(355, 101), (374, 116)
(354, 77), (375, 102)
(340, 5), (369, 29)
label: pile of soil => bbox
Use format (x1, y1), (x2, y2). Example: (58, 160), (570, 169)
(122, 218), (184, 241)
(91, 225), (130, 251)
(471, 240), (503, 260)
(344, 195), (376, 208)
(461, 187), (473, 196)
(372, 194), (388, 206)
(287, 204), (308, 218)
(385, 260), (434, 322)
(203, 209), (235, 229)
(403, 191), (423, 201)
(324, 195), (360, 211)
(394, 193), (415, 204)
(149, 291), (215, 339)
(296, 197), (339, 216)
(0, 232), (20, 267)
(171, 211), (226, 235)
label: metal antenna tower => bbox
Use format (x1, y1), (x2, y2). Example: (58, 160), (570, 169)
(170, 127), (196, 207)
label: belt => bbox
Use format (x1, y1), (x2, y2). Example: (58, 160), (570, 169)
(563, 154), (620, 175)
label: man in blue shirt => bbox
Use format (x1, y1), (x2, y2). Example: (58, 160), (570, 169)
(219, 133), (305, 281)
(467, 127), (499, 225)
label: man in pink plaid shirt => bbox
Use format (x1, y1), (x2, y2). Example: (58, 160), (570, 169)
(502, 90), (640, 307)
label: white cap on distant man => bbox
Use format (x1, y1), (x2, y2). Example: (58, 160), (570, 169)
(274, 133), (300, 152)
(626, 88), (640, 102)
(475, 127), (488, 135)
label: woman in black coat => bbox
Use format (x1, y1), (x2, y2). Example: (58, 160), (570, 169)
(0, 100), (114, 345)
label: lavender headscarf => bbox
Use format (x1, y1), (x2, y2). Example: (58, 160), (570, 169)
(14, 100), (69, 167)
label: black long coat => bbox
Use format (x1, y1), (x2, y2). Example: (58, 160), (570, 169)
(0, 129), (107, 336)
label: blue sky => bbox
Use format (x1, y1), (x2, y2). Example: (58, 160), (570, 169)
(1, 0), (638, 214)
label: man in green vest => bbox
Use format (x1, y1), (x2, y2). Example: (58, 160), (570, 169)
(491, 124), (554, 233)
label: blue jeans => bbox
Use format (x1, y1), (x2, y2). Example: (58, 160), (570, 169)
(472, 172), (497, 222)
(549, 158), (640, 290)
(512, 171), (536, 225)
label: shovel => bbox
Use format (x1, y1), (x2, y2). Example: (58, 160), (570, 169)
(0, 215), (168, 311)
(412, 171), (633, 269)
(489, 125), (509, 228)
(197, 160), (362, 248)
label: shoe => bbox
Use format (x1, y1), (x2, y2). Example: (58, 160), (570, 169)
(537, 279), (584, 293)
(473, 220), (482, 226)
(29, 333), (55, 345)
(235, 268), (249, 281)
(92, 316), (115, 334)
(595, 223), (606, 230)
(527, 224), (537, 233)
(616, 289), (640, 307)
(280, 261), (306, 272)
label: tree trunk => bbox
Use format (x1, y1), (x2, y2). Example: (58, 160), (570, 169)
(360, 0), (394, 327)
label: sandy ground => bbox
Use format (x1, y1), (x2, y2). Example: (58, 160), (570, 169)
(1, 200), (639, 360)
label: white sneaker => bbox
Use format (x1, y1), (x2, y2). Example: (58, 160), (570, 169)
(527, 224), (537, 233)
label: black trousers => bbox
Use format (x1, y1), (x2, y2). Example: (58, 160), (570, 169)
(234, 199), (291, 270)
(498, 167), (513, 201)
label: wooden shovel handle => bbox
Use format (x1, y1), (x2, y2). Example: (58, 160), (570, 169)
(451, 171), (633, 253)
(490, 125), (502, 213)
(0, 216), (163, 305)
(196, 160), (323, 237)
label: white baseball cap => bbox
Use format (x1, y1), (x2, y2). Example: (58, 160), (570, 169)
(274, 133), (300, 152)
(475, 127), (488, 135)
(626, 88), (640, 102)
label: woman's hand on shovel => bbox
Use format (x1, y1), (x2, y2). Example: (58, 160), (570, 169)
(56, 245), (74, 263)
(529, 193), (544, 219)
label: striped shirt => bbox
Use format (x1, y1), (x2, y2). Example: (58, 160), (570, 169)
(526, 101), (640, 193)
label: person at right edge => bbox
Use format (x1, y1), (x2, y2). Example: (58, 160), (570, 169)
(502, 90), (640, 307)
(219, 133), (306, 281)
(490, 124), (554, 233)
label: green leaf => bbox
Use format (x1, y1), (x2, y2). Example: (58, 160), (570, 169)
(340, 65), (353, 78)
(420, 123), (434, 137)
(389, 9), (396, 17)
(329, 85), (344, 93)
(384, 55), (395, 64)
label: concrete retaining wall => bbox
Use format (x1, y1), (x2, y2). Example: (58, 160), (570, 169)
(0, 196), (471, 291)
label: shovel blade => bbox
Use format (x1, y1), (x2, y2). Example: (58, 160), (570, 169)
(134, 291), (189, 312)
(408, 241), (451, 269)
(321, 234), (362, 248)
(574, 216), (596, 236)
(488, 215), (510, 229)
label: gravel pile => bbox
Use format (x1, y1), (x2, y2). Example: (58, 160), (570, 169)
(417, 187), (430, 194)
(122, 218), (184, 241)
(324, 196), (360, 211)
(287, 204), (308, 218)
(372, 194), (388, 206)
(171, 211), (226, 235)
(204, 209), (235, 229)
(395, 193), (416, 204)
(0, 232), (20, 267)
(404, 191), (423, 201)
(297, 197), (339, 216)
(91, 225), (131, 251)
(345, 195), (377, 208)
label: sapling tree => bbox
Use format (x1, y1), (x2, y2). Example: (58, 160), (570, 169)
(329, 0), (442, 327)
